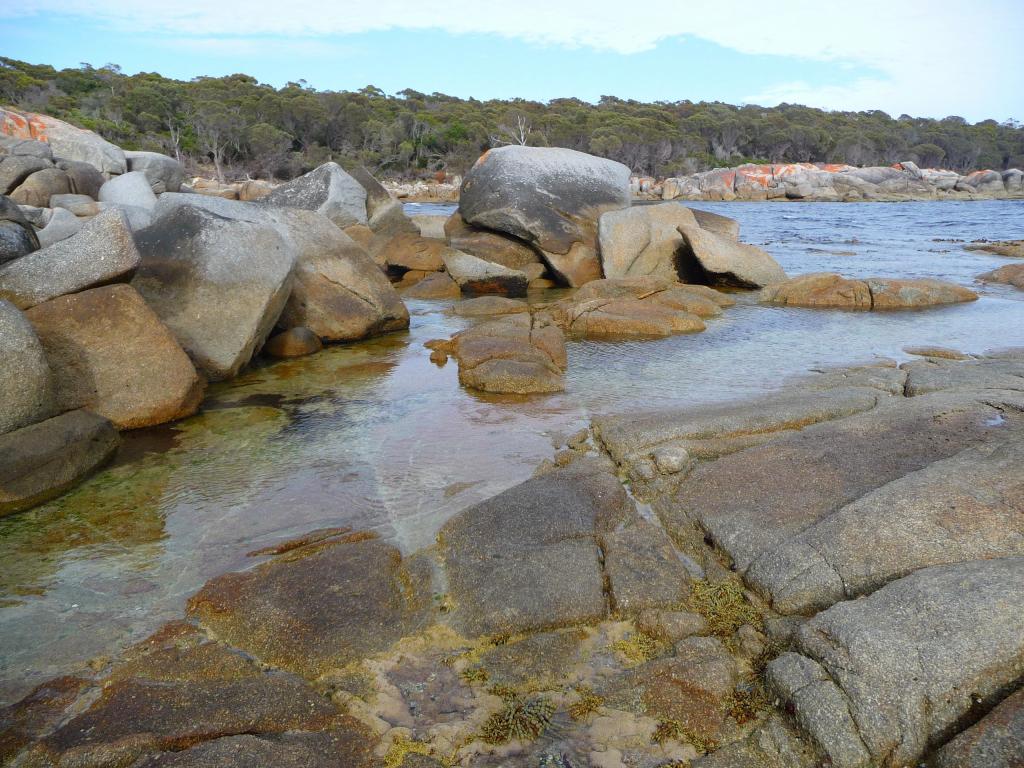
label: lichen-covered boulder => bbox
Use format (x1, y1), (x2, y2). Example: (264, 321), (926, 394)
(0, 208), (140, 309)
(0, 108), (126, 174)
(25, 284), (204, 429)
(133, 204), (295, 381)
(459, 146), (631, 287)
(0, 299), (54, 435)
(261, 162), (367, 228)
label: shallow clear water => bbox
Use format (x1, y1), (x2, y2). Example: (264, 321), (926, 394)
(1, 200), (1022, 703)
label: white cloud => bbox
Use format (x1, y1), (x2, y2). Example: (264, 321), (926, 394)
(7, 0), (1024, 119)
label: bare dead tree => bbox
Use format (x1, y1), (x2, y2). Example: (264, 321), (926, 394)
(489, 113), (532, 146)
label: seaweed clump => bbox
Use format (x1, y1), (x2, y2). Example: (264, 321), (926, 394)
(383, 734), (433, 768)
(610, 629), (663, 664)
(653, 719), (719, 753)
(568, 685), (604, 721)
(479, 696), (555, 744)
(688, 580), (761, 636)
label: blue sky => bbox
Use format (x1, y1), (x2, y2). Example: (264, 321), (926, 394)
(3, 1), (1023, 122)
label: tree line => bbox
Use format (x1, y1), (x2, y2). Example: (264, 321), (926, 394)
(3, 57), (1022, 182)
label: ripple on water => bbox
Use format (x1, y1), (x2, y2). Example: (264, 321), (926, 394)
(1, 200), (1023, 704)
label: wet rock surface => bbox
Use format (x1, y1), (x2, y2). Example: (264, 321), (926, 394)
(761, 272), (978, 309)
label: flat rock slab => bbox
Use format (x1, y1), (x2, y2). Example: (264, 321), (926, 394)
(931, 686), (1024, 768)
(665, 388), (1023, 572)
(132, 730), (377, 768)
(0, 208), (140, 309)
(689, 208), (740, 240)
(440, 458), (636, 637)
(26, 284), (204, 429)
(133, 204), (295, 381)
(188, 531), (432, 678)
(0, 409), (119, 517)
(768, 557), (1024, 768)
(433, 313), (567, 394)
(602, 520), (692, 616)
(761, 272), (977, 309)
(0, 299), (53, 435)
(450, 295), (529, 317)
(746, 432), (1024, 614)
(403, 271), (460, 299)
(902, 356), (1024, 395)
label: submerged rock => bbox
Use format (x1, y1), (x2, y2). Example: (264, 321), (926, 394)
(263, 326), (323, 358)
(459, 146), (631, 286)
(430, 313), (567, 394)
(402, 271), (461, 299)
(188, 531), (432, 678)
(25, 284), (204, 429)
(0, 409), (119, 517)
(965, 239), (1024, 258)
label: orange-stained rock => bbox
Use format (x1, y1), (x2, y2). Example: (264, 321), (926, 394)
(761, 273), (977, 310)
(25, 284), (204, 429)
(978, 262), (1024, 290)
(403, 271), (461, 299)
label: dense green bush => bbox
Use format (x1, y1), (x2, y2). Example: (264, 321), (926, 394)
(3, 57), (1021, 181)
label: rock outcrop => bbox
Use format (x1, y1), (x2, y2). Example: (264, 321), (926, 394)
(459, 146), (631, 286)
(427, 313), (567, 394)
(677, 224), (786, 288)
(760, 273), (978, 309)
(125, 150), (185, 194)
(0, 107), (127, 174)
(260, 162), (367, 228)
(979, 262), (1024, 290)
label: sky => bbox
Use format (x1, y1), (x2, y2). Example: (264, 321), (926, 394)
(2, 1), (1023, 122)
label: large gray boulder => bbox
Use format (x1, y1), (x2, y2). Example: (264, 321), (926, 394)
(768, 557), (1024, 768)
(0, 300), (54, 435)
(459, 146), (631, 287)
(273, 208), (409, 342)
(0, 136), (53, 161)
(4, 109), (126, 175)
(0, 209), (140, 309)
(676, 224), (786, 288)
(598, 203), (699, 280)
(0, 194), (39, 264)
(0, 409), (119, 517)
(261, 162), (367, 228)
(124, 150), (184, 194)
(745, 434), (1024, 614)
(98, 170), (158, 211)
(133, 204), (296, 381)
